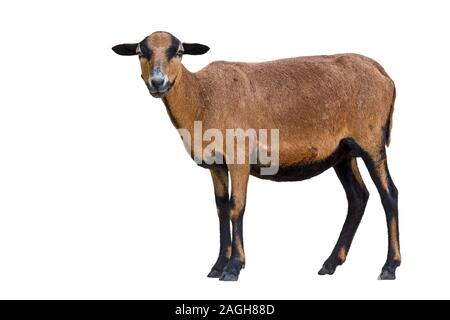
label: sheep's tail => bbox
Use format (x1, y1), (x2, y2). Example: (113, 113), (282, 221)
(385, 83), (396, 147)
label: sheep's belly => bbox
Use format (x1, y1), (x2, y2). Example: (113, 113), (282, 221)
(250, 139), (354, 182)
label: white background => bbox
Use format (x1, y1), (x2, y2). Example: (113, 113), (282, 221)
(0, 0), (449, 299)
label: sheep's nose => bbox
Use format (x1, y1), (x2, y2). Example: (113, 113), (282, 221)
(151, 76), (164, 88)
(151, 68), (165, 88)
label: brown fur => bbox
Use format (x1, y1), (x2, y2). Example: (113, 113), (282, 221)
(225, 245), (232, 260)
(390, 217), (402, 262)
(139, 32), (183, 90)
(338, 246), (347, 263)
(162, 56), (395, 170)
(210, 167), (228, 199)
(377, 158), (391, 193)
(136, 33), (396, 170)
(114, 31), (400, 280)
(351, 158), (365, 188)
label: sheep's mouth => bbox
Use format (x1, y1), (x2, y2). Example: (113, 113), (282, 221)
(149, 83), (172, 98)
(150, 90), (168, 98)
(147, 78), (176, 98)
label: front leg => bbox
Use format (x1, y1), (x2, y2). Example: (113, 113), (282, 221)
(220, 164), (250, 281)
(207, 166), (232, 278)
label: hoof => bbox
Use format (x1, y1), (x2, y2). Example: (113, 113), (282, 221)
(318, 260), (337, 276)
(318, 265), (335, 276)
(207, 269), (222, 278)
(378, 269), (396, 280)
(220, 272), (239, 281)
(207, 257), (230, 278)
(219, 258), (242, 281)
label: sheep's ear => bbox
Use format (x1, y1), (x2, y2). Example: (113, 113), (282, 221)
(112, 43), (139, 56)
(182, 43), (210, 55)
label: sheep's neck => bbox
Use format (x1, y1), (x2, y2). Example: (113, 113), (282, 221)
(162, 65), (201, 133)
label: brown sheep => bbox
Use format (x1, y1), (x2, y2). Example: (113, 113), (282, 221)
(112, 31), (400, 281)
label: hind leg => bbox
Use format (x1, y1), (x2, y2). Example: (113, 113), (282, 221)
(361, 148), (401, 280)
(319, 157), (369, 276)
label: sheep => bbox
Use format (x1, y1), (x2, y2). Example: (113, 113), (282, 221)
(112, 31), (400, 281)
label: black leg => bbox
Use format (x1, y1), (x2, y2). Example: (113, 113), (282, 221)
(361, 148), (401, 280)
(319, 158), (369, 276)
(207, 167), (232, 278)
(220, 204), (245, 281)
(220, 165), (249, 281)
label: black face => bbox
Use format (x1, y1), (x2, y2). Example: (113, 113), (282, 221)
(136, 33), (184, 98)
(112, 31), (210, 98)
(141, 35), (183, 98)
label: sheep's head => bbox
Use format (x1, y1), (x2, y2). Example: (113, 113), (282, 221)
(112, 31), (209, 98)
